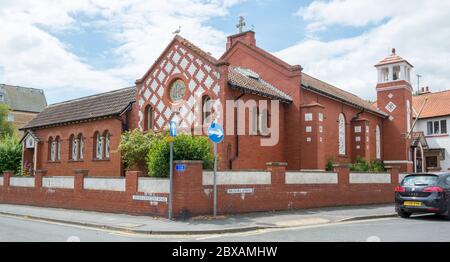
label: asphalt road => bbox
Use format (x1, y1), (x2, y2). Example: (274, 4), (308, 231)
(0, 214), (449, 242)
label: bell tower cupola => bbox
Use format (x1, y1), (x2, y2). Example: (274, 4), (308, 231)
(375, 48), (414, 173)
(376, 48), (413, 86)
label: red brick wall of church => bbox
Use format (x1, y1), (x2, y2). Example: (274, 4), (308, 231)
(31, 117), (124, 177)
(222, 40), (302, 170)
(301, 89), (384, 169)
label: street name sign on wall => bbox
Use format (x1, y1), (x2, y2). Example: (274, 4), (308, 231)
(226, 188), (254, 194)
(133, 195), (168, 203)
(175, 164), (186, 172)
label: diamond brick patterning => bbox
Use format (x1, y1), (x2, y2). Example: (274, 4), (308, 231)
(385, 101), (397, 113)
(138, 41), (221, 131)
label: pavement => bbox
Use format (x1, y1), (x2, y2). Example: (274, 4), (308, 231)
(0, 204), (396, 235)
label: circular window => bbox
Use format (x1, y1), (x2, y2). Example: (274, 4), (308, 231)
(169, 79), (186, 103)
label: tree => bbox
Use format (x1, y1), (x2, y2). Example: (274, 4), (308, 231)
(0, 104), (15, 139)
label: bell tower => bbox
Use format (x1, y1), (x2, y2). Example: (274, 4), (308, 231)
(375, 48), (413, 172)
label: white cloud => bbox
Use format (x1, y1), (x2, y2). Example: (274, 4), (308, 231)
(276, 0), (450, 100)
(0, 0), (241, 102)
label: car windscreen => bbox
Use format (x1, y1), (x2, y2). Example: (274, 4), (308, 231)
(402, 175), (439, 187)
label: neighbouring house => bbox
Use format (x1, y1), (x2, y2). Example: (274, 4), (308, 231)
(412, 88), (450, 172)
(20, 87), (137, 176)
(20, 30), (418, 176)
(0, 84), (47, 136)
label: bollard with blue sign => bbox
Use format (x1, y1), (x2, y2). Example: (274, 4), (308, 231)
(207, 122), (224, 218)
(168, 121), (176, 220)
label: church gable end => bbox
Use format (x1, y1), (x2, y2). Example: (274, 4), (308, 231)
(137, 37), (222, 131)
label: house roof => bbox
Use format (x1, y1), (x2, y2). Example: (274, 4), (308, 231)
(413, 90), (450, 119)
(0, 84), (47, 113)
(22, 86), (136, 130)
(228, 67), (293, 103)
(411, 131), (428, 148)
(301, 73), (388, 117)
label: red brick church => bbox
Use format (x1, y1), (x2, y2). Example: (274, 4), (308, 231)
(21, 29), (416, 176)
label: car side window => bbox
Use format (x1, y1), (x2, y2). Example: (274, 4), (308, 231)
(446, 177), (450, 185)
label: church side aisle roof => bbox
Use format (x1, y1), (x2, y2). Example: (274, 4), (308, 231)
(301, 73), (388, 117)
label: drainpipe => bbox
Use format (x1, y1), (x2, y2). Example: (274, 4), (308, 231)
(228, 92), (246, 170)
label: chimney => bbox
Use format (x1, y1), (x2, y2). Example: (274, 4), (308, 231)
(419, 86), (431, 95)
(226, 31), (256, 50)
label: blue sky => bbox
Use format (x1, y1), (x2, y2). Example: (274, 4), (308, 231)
(0, 0), (449, 104)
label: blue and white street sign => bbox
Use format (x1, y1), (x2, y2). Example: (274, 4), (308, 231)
(208, 121), (224, 218)
(208, 122), (224, 144)
(169, 121), (177, 137)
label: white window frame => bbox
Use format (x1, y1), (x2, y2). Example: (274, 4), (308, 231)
(104, 132), (110, 159)
(338, 113), (346, 155)
(427, 119), (448, 135)
(376, 125), (381, 159)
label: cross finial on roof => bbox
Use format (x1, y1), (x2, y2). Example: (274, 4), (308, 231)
(392, 48), (396, 55)
(236, 16), (246, 33)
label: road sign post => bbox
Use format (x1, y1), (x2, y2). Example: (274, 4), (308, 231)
(207, 122), (224, 218)
(168, 121), (177, 220)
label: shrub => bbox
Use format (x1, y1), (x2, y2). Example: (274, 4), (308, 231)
(349, 156), (369, 172)
(146, 134), (213, 177)
(0, 134), (22, 175)
(118, 129), (161, 171)
(369, 159), (385, 172)
(0, 104), (15, 139)
(325, 156), (336, 171)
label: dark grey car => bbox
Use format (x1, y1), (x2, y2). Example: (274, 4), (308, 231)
(395, 172), (450, 219)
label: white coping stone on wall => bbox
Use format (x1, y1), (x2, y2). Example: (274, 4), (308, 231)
(399, 173), (409, 183)
(138, 178), (170, 194)
(84, 178), (125, 192)
(285, 172), (338, 184)
(202, 171), (271, 186)
(10, 177), (35, 188)
(43, 177), (74, 189)
(350, 173), (391, 184)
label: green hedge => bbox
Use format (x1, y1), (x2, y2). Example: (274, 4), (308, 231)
(119, 129), (161, 171)
(0, 135), (21, 175)
(146, 134), (213, 177)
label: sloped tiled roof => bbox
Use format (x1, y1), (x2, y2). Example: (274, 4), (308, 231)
(174, 35), (220, 65)
(301, 73), (388, 117)
(413, 90), (450, 119)
(0, 84), (47, 113)
(22, 87), (136, 130)
(411, 131), (428, 147)
(228, 67), (293, 103)
(375, 50), (413, 67)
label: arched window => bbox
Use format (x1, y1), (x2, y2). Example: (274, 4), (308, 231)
(251, 106), (258, 135)
(69, 134), (78, 160)
(376, 125), (381, 159)
(202, 95), (212, 126)
(104, 130), (110, 159)
(48, 136), (54, 161)
(406, 99), (411, 132)
(144, 105), (153, 131)
(94, 132), (103, 160)
(338, 113), (346, 155)
(78, 133), (84, 160)
(55, 136), (61, 161)
(259, 108), (269, 135)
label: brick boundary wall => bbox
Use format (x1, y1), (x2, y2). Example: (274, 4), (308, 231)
(0, 163), (401, 219)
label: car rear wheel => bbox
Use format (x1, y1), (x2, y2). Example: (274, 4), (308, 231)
(398, 210), (412, 218)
